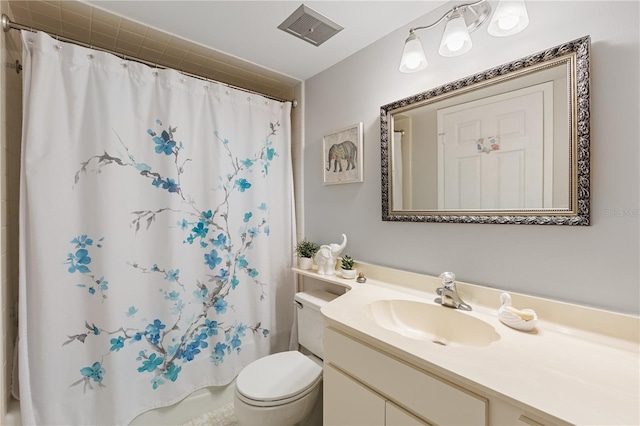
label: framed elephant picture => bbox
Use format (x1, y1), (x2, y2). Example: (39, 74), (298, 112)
(322, 122), (364, 185)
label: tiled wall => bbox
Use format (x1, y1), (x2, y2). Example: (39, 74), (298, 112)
(6, 0), (299, 101)
(292, 83), (305, 241)
(1, 1), (23, 419)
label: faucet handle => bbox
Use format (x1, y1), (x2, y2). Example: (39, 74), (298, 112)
(439, 271), (456, 288)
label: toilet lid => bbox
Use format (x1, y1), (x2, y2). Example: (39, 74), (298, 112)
(236, 351), (322, 402)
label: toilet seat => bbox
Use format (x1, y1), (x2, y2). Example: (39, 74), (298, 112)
(235, 351), (322, 407)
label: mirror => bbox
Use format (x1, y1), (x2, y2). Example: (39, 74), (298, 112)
(381, 36), (590, 225)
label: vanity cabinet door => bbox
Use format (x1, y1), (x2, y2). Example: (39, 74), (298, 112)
(324, 363), (385, 426)
(324, 327), (487, 425)
(489, 396), (558, 426)
(386, 401), (431, 426)
(517, 416), (545, 426)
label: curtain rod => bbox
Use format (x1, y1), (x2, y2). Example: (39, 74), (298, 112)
(1, 13), (297, 107)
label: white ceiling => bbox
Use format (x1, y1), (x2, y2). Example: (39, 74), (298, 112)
(86, 1), (447, 81)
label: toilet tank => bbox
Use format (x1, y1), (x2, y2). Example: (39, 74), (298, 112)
(294, 290), (338, 359)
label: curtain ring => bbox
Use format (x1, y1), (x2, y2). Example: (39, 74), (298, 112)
(53, 33), (61, 51)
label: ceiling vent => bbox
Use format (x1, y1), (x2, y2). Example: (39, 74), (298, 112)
(278, 4), (343, 47)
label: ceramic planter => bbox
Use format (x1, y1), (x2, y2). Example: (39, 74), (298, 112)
(298, 257), (313, 270)
(341, 268), (357, 279)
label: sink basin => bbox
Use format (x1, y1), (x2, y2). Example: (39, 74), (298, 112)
(366, 299), (500, 347)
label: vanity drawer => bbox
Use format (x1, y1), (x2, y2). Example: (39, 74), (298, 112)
(324, 327), (487, 426)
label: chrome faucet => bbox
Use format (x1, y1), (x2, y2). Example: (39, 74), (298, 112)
(435, 272), (472, 311)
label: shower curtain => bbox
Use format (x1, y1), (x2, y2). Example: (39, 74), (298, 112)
(18, 31), (295, 425)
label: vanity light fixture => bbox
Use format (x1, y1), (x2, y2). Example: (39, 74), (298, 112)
(399, 0), (530, 73)
(487, 0), (529, 36)
(438, 9), (473, 57)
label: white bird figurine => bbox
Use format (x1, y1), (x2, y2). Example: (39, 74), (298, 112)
(498, 293), (537, 331)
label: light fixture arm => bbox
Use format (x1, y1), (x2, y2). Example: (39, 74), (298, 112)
(399, 0), (529, 73)
(408, 0), (487, 34)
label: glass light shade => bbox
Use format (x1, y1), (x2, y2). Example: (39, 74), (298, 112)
(438, 13), (472, 57)
(399, 33), (428, 73)
(487, 0), (530, 37)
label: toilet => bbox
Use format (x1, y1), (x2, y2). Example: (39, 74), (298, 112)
(234, 290), (338, 426)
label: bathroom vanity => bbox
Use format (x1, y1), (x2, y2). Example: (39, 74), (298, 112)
(294, 263), (639, 426)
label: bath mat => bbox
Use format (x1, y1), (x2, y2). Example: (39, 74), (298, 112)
(180, 401), (238, 426)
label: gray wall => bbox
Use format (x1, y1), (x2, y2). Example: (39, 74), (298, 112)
(304, 1), (639, 314)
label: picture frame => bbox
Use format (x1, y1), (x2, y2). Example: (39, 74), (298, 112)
(322, 122), (364, 185)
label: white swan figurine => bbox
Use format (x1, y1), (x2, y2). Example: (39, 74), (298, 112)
(498, 292), (538, 332)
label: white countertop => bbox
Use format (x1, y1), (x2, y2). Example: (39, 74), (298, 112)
(300, 267), (640, 425)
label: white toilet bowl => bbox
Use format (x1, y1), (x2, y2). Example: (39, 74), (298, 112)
(234, 291), (338, 426)
(234, 350), (323, 426)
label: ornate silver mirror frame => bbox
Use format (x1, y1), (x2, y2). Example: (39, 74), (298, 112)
(381, 36), (590, 225)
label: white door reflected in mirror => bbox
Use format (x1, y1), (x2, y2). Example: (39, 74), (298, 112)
(436, 83), (558, 210)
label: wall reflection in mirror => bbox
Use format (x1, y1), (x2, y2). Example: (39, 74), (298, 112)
(381, 37), (591, 225)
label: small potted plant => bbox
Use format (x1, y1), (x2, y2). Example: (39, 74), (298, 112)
(295, 239), (320, 270)
(340, 255), (357, 279)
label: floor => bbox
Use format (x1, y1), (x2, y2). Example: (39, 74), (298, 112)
(180, 402), (238, 426)
(186, 395), (323, 426)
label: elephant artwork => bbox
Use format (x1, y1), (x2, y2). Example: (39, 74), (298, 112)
(326, 141), (357, 173)
(322, 123), (363, 184)
(314, 234), (347, 275)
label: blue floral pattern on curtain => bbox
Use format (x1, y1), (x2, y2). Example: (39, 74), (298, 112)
(18, 31), (294, 425)
(65, 119), (278, 392)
